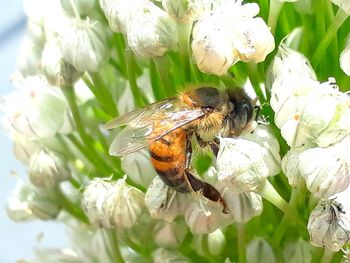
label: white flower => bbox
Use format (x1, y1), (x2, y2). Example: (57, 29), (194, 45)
(28, 188), (62, 220)
(216, 182), (263, 223)
(58, 17), (110, 72)
(29, 148), (71, 188)
(193, 229), (226, 256)
(41, 39), (82, 87)
(31, 248), (80, 263)
(192, 1), (274, 76)
(6, 180), (35, 222)
(241, 124), (281, 176)
(127, 2), (177, 57)
(153, 248), (190, 263)
(99, 0), (149, 33)
(60, 0), (96, 16)
(154, 220), (188, 248)
(82, 177), (144, 228)
(283, 239), (313, 263)
(246, 238), (276, 263)
(100, 177), (145, 228)
(281, 147), (306, 187)
(145, 177), (189, 222)
(332, 0), (350, 14)
(308, 194), (350, 251)
(11, 133), (41, 165)
(340, 45), (350, 76)
(184, 199), (230, 234)
(298, 139), (350, 198)
(121, 150), (156, 188)
(162, 0), (213, 23)
(1, 75), (73, 139)
(216, 137), (270, 192)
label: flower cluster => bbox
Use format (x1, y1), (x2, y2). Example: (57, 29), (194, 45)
(3, 0), (350, 262)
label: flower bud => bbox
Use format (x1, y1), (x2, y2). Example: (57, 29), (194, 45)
(60, 0), (96, 16)
(41, 39), (82, 87)
(145, 177), (189, 222)
(191, 10), (236, 76)
(283, 239), (313, 263)
(162, 0), (211, 23)
(153, 248), (190, 263)
(184, 200), (230, 234)
(242, 124), (281, 176)
(11, 133), (41, 165)
(121, 150), (156, 188)
(29, 148), (71, 188)
(99, 0), (148, 33)
(332, 0), (350, 14)
(216, 137), (269, 192)
(82, 178), (114, 227)
(232, 17), (275, 63)
(298, 140), (350, 198)
(281, 147), (305, 187)
(6, 180), (35, 222)
(308, 197), (350, 251)
(246, 238), (276, 263)
(193, 229), (226, 256)
(101, 177), (145, 228)
(127, 3), (177, 57)
(17, 34), (43, 76)
(59, 17), (110, 72)
(340, 45), (350, 76)
(154, 220), (188, 248)
(216, 182), (263, 223)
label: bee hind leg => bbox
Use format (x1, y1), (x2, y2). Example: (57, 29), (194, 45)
(186, 171), (229, 214)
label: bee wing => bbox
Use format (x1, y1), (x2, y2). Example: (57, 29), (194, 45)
(103, 97), (178, 129)
(109, 109), (204, 156)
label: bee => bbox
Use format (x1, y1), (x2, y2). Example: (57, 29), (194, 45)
(104, 87), (256, 214)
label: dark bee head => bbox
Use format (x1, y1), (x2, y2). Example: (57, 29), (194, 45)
(226, 89), (255, 136)
(183, 87), (225, 110)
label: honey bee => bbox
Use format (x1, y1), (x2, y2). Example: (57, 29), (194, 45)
(104, 87), (256, 214)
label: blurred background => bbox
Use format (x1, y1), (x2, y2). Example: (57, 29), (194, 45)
(0, 2), (67, 261)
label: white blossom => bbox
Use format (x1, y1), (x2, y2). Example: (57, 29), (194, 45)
(58, 17), (110, 72)
(216, 137), (270, 192)
(298, 139), (350, 198)
(6, 180), (35, 222)
(145, 177), (189, 222)
(154, 220), (188, 248)
(41, 39), (82, 87)
(31, 248), (80, 263)
(308, 194), (350, 251)
(281, 147), (305, 187)
(17, 34), (43, 76)
(29, 148), (71, 188)
(127, 2), (177, 57)
(340, 45), (350, 76)
(192, 1), (274, 76)
(28, 188), (62, 220)
(246, 238), (276, 263)
(1, 74), (73, 139)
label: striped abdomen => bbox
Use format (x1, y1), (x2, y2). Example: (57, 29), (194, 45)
(148, 128), (191, 192)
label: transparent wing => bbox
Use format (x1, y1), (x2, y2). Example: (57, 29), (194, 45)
(108, 109), (204, 156)
(103, 97), (178, 129)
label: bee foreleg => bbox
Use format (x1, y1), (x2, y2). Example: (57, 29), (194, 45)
(196, 134), (220, 157)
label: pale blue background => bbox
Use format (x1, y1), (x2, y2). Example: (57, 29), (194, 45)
(0, 1), (67, 262)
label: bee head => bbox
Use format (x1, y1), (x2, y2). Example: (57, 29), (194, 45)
(226, 89), (256, 136)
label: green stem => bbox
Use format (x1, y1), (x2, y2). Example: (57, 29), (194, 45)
(237, 223), (246, 263)
(56, 187), (88, 224)
(308, 193), (319, 213)
(220, 73), (238, 88)
(106, 230), (124, 263)
(268, 0), (284, 34)
(113, 33), (127, 77)
(312, 8), (349, 68)
(126, 50), (144, 107)
(311, 248), (324, 263)
(177, 22), (193, 83)
(247, 63), (266, 104)
(154, 56), (176, 97)
(321, 249), (334, 263)
(258, 180), (305, 227)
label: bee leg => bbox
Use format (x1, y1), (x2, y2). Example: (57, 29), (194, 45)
(196, 134), (220, 157)
(186, 171), (229, 214)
